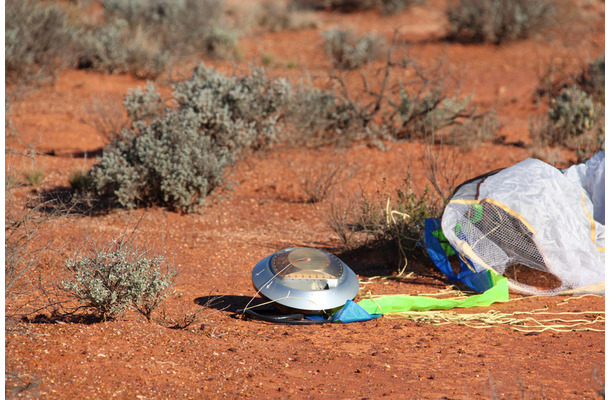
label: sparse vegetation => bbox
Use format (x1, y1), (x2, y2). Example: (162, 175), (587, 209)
(327, 177), (440, 254)
(68, 169), (93, 192)
(577, 55), (605, 103)
(4, 0), (605, 395)
(253, 0), (320, 32)
(6, 0), (238, 83)
(323, 28), (386, 69)
(77, 0), (237, 78)
(61, 236), (176, 321)
(5, 0), (78, 85)
(320, 0), (420, 14)
(446, 0), (556, 44)
(530, 87), (602, 148)
(83, 95), (130, 142)
(90, 64), (290, 212)
(6, 192), (51, 302)
(293, 155), (357, 203)
(22, 167), (45, 187)
(284, 79), (358, 142)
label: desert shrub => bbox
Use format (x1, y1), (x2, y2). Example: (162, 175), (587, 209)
(76, 0), (236, 77)
(122, 82), (165, 129)
(316, 39), (498, 144)
(446, 0), (555, 44)
(323, 29), (386, 70)
(5, 0), (78, 84)
(378, 0), (421, 15)
(285, 80), (358, 141)
(61, 239), (176, 321)
(76, 20), (170, 79)
(6, 191), (51, 302)
(443, 110), (500, 148)
(577, 55), (605, 103)
(393, 88), (470, 136)
(529, 86), (604, 160)
(545, 87), (600, 143)
(386, 82), (498, 142)
(254, 0), (320, 32)
(6, 98), (16, 137)
(326, 178), (440, 263)
(103, 0), (237, 57)
(90, 64), (290, 212)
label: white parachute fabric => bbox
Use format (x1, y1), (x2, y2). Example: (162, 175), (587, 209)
(441, 153), (605, 295)
(563, 151), (605, 225)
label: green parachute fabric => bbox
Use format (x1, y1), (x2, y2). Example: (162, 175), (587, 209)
(357, 272), (508, 315)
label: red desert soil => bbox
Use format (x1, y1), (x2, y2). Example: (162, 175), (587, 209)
(5, 1), (605, 398)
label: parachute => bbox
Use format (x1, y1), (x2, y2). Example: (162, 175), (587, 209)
(438, 152), (605, 295)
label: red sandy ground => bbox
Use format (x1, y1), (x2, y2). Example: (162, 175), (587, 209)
(5, 1), (605, 398)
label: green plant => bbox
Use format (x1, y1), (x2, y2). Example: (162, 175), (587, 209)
(261, 53), (274, 66)
(446, 0), (556, 44)
(326, 178), (440, 263)
(69, 169), (93, 192)
(90, 63), (290, 212)
(22, 167), (45, 187)
(61, 238), (176, 321)
(323, 29), (386, 70)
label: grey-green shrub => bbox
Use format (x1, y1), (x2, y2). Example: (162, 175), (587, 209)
(90, 64), (290, 213)
(77, 20), (170, 79)
(389, 85), (497, 142)
(61, 241), (175, 321)
(77, 0), (236, 77)
(379, 0), (421, 15)
(255, 0), (320, 32)
(530, 86), (602, 151)
(577, 55), (605, 103)
(6, 0), (77, 84)
(103, 0), (236, 57)
(547, 87), (600, 143)
(323, 29), (386, 70)
(446, 0), (555, 44)
(285, 81), (357, 140)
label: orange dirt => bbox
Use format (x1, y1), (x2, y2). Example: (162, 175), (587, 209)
(5, 1), (605, 399)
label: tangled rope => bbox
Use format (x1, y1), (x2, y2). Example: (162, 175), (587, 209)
(382, 308), (605, 332)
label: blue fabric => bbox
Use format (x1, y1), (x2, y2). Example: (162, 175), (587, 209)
(424, 218), (493, 293)
(332, 300), (381, 323)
